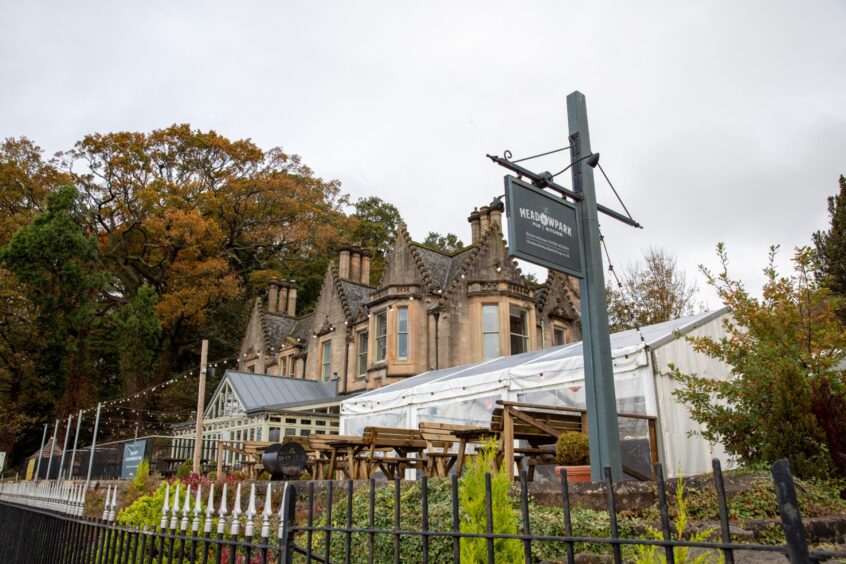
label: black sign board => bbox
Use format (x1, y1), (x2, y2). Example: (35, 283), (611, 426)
(504, 175), (584, 278)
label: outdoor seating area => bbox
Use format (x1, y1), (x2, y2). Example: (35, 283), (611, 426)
(210, 400), (658, 482)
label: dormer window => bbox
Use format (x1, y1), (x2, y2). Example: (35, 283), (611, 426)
(553, 326), (567, 346)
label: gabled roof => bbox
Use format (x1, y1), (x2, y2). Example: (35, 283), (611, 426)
(262, 314), (297, 349)
(336, 278), (373, 319)
(289, 313), (315, 344)
(212, 370), (338, 413)
(410, 243), (477, 293)
(27, 437), (62, 460)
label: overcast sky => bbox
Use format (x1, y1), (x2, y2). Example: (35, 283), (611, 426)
(2, 1), (845, 308)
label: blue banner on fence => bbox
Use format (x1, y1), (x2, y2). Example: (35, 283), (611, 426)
(120, 440), (147, 480)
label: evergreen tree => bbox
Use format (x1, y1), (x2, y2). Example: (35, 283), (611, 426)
(813, 175), (846, 322)
(0, 185), (105, 414)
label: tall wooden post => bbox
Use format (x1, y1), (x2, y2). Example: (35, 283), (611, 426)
(567, 91), (623, 481)
(192, 339), (209, 474)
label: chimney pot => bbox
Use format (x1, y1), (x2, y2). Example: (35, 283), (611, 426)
(338, 245), (351, 279)
(267, 280), (280, 312)
(287, 282), (298, 317)
(468, 210), (482, 243)
(479, 206), (491, 234)
(360, 250), (371, 285)
(350, 247), (361, 282)
(277, 281), (289, 315)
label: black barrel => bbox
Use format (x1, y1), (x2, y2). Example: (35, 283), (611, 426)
(262, 442), (308, 480)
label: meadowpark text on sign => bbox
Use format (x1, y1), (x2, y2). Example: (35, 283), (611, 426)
(504, 175), (583, 278)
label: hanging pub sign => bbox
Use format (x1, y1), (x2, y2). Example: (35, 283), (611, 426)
(504, 175), (584, 278)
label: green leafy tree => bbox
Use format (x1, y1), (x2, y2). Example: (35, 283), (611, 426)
(422, 231), (465, 254)
(606, 247), (701, 332)
(673, 244), (846, 478)
(813, 175), (846, 323)
(350, 196), (403, 284)
(1, 185), (106, 415)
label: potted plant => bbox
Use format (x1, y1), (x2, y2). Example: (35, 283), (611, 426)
(554, 431), (592, 483)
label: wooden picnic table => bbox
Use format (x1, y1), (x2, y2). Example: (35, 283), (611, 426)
(360, 427), (427, 479)
(319, 435), (368, 479)
(494, 400), (659, 481)
(418, 422), (489, 477)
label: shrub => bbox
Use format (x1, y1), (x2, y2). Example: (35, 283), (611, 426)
(459, 439), (523, 563)
(630, 476), (722, 564)
(175, 459), (192, 479)
(555, 432), (590, 466)
(132, 458), (150, 488)
(118, 482), (170, 529)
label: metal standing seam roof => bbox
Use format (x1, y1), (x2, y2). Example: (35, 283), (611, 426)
(349, 307), (731, 401)
(213, 370), (339, 413)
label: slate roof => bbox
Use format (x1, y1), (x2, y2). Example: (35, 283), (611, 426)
(337, 279), (373, 317)
(216, 370), (338, 413)
(290, 313), (315, 343)
(262, 314), (296, 348)
(412, 244), (476, 292)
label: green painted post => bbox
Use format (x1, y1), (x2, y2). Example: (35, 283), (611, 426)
(567, 91), (623, 481)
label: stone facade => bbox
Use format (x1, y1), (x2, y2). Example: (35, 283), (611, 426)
(238, 201), (582, 395)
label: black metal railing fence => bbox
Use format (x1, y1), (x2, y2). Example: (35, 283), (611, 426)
(0, 458), (844, 563)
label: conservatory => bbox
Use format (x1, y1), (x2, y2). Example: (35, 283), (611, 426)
(341, 308), (734, 477)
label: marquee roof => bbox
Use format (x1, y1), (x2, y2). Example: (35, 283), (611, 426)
(348, 307), (730, 404)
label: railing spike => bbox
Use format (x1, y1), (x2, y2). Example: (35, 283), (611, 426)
(217, 483), (228, 536)
(204, 483), (216, 534)
(160, 482), (171, 529)
(230, 482), (243, 536)
(170, 483), (181, 530)
(101, 485), (111, 520)
(261, 483), (273, 539)
(108, 482), (118, 521)
(181, 485), (191, 531)
(192, 483), (203, 533)
(245, 483), (257, 538)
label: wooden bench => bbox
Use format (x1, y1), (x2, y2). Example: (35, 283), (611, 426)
(418, 422), (483, 477)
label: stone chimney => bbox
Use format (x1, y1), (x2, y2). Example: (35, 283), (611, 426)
(278, 282), (290, 315)
(338, 245), (351, 279)
(286, 281), (298, 317)
(479, 205), (491, 234)
(360, 249), (372, 285)
(267, 279), (280, 312)
(350, 246), (361, 282)
(489, 200), (504, 231)
(468, 209), (481, 243)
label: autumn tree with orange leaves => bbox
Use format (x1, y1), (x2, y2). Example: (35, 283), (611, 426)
(0, 126), (363, 463)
